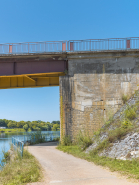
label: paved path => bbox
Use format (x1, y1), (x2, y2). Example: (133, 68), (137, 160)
(27, 142), (138, 185)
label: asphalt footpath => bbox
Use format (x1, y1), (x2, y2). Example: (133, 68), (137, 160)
(26, 142), (138, 185)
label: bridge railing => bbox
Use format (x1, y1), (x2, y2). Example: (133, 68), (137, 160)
(68, 38), (139, 51)
(1, 37), (139, 54)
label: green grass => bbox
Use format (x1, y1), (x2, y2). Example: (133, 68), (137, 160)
(57, 145), (139, 180)
(0, 149), (42, 185)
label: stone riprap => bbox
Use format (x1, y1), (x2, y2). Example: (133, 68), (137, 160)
(99, 132), (139, 160)
(86, 91), (139, 160)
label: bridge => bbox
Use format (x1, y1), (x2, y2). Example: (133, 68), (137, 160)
(1, 37), (139, 139)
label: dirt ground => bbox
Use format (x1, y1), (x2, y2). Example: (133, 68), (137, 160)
(26, 142), (138, 185)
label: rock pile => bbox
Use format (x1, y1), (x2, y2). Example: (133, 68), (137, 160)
(86, 91), (139, 160)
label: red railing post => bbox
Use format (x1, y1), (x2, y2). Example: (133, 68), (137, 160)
(62, 42), (66, 51)
(126, 39), (130, 49)
(70, 42), (74, 51)
(28, 43), (29, 53)
(9, 44), (12, 53)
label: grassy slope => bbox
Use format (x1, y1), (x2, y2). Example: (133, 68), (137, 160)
(0, 149), (42, 185)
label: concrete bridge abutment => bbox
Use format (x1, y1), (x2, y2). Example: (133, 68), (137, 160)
(60, 50), (139, 139)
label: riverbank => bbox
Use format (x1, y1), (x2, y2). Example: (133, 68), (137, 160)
(0, 148), (42, 185)
(0, 128), (25, 133)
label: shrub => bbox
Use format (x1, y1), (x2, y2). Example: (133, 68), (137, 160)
(60, 135), (72, 146)
(53, 137), (60, 141)
(122, 94), (128, 104)
(121, 119), (133, 129)
(91, 139), (109, 155)
(1, 151), (10, 164)
(30, 131), (45, 144)
(108, 127), (127, 143)
(124, 105), (137, 120)
(75, 131), (93, 150)
(93, 130), (101, 136)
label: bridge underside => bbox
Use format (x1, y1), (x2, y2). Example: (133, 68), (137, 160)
(0, 72), (65, 89)
(0, 53), (67, 89)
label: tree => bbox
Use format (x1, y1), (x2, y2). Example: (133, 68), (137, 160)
(52, 123), (60, 131)
(0, 119), (6, 127)
(52, 121), (60, 125)
(17, 121), (26, 128)
(23, 124), (28, 132)
(7, 121), (17, 128)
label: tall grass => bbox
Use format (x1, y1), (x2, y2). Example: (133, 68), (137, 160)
(29, 131), (45, 144)
(59, 131), (93, 151)
(122, 94), (128, 104)
(0, 149), (42, 185)
(74, 131), (93, 150)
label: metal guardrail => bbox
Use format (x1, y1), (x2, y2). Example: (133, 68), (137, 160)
(12, 137), (24, 157)
(12, 131), (60, 157)
(1, 37), (139, 54)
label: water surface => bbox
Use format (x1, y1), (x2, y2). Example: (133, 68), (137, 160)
(0, 131), (60, 165)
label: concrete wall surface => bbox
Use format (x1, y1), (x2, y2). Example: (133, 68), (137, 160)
(60, 51), (139, 138)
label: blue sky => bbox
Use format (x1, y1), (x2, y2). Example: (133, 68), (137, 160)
(0, 0), (138, 122)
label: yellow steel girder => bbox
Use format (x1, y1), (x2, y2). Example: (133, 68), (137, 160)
(0, 72), (65, 89)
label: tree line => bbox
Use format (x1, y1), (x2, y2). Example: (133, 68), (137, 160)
(0, 119), (60, 131)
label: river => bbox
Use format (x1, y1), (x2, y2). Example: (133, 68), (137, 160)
(0, 131), (60, 165)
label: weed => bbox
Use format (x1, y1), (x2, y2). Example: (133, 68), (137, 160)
(59, 135), (72, 146)
(30, 131), (45, 144)
(91, 139), (109, 155)
(74, 131), (93, 150)
(93, 130), (101, 137)
(1, 151), (10, 164)
(122, 94), (128, 104)
(124, 105), (137, 120)
(121, 119), (133, 129)
(53, 137), (60, 141)
(59, 131), (93, 150)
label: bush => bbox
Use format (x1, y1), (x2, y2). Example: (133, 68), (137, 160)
(121, 119), (133, 129)
(93, 130), (101, 137)
(30, 131), (45, 144)
(108, 126), (133, 143)
(122, 94), (128, 104)
(53, 137), (60, 141)
(75, 131), (93, 150)
(124, 105), (137, 120)
(60, 135), (72, 146)
(91, 139), (109, 155)
(1, 151), (10, 164)
(108, 128), (125, 142)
